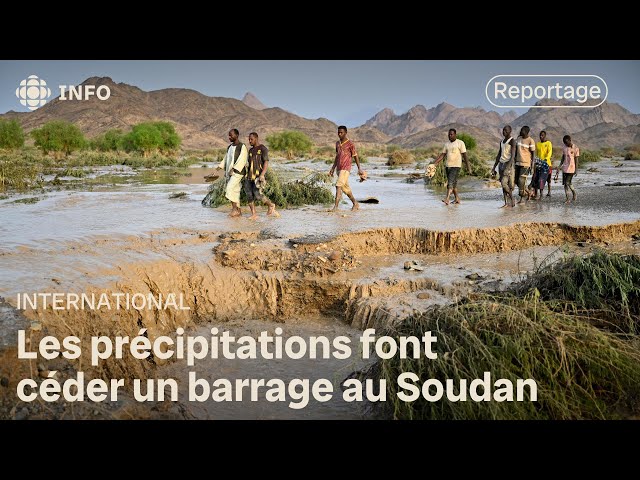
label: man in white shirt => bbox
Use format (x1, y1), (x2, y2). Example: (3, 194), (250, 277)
(217, 128), (249, 217)
(431, 128), (471, 205)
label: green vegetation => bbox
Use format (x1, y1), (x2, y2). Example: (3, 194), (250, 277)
(579, 150), (601, 163)
(0, 159), (41, 192)
(9, 196), (41, 204)
(31, 120), (85, 156)
(360, 146), (385, 158)
(202, 170), (333, 208)
(0, 119), (25, 150)
(266, 131), (313, 159)
(516, 250), (640, 334)
(367, 251), (640, 420)
(119, 122), (181, 157)
(456, 132), (477, 150)
(624, 145), (640, 160)
(92, 129), (124, 151)
(599, 146), (617, 158)
(386, 144), (400, 154)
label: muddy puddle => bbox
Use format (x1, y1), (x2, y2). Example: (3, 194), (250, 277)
(1, 156), (640, 419)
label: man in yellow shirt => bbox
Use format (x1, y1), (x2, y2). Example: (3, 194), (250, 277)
(530, 130), (552, 200)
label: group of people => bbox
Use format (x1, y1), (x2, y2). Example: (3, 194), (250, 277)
(489, 125), (580, 208)
(217, 125), (365, 217)
(216, 129), (279, 220)
(216, 124), (581, 217)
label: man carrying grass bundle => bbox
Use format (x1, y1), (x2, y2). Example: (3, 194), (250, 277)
(245, 132), (279, 220)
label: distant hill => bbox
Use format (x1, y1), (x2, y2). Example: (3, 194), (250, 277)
(0, 77), (385, 150)
(364, 102), (518, 137)
(2, 77), (637, 152)
(511, 100), (640, 135)
(242, 92), (268, 110)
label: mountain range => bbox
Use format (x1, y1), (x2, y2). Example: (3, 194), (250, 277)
(2, 77), (638, 151)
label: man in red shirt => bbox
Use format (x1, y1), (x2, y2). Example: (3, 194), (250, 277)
(328, 125), (364, 212)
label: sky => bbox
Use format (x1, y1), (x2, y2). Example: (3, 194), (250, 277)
(1, 60), (638, 125)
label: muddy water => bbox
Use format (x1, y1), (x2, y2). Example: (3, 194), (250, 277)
(2, 158), (640, 419)
(163, 317), (373, 420)
(2, 159), (639, 252)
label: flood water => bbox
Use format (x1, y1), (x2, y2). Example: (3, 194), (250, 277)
(1, 158), (639, 419)
(1, 158), (639, 252)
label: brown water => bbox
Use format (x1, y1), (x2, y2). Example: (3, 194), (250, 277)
(162, 317), (373, 420)
(2, 158), (639, 419)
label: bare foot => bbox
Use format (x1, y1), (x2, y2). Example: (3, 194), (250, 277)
(454, 199), (461, 204)
(249, 214), (258, 220)
(267, 205), (280, 217)
(327, 207), (337, 213)
(564, 199), (571, 204)
(441, 199), (450, 205)
(546, 193), (551, 197)
(499, 203), (508, 209)
(351, 202), (360, 211)
(229, 208), (242, 217)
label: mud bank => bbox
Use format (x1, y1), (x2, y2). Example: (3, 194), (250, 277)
(1, 219), (639, 419)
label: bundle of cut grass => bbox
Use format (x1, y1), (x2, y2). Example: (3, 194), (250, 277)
(386, 149), (414, 166)
(201, 170), (333, 208)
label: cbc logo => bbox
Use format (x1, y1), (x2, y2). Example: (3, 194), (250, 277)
(15, 75), (52, 111)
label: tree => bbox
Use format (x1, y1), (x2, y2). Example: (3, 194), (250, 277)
(456, 133), (477, 150)
(266, 130), (313, 159)
(93, 129), (124, 151)
(119, 122), (181, 156)
(125, 123), (163, 157)
(31, 120), (85, 156)
(153, 122), (181, 153)
(0, 119), (25, 150)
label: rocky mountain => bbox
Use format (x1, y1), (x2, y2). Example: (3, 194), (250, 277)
(510, 100), (640, 136)
(2, 77), (637, 152)
(242, 92), (268, 110)
(0, 77), (387, 150)
(364, 102), (518, 137)
(572, 123), (640, 150)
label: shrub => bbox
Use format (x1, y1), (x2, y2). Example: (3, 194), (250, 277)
(0, 119), (25, 150)
(31, 120), (85, 156)
(456, 132), (477, 150)
(266, 131), (313, 159)
(579, 150), (601, 163)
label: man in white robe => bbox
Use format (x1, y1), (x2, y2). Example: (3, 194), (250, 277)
(217, 128), (248, 217)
